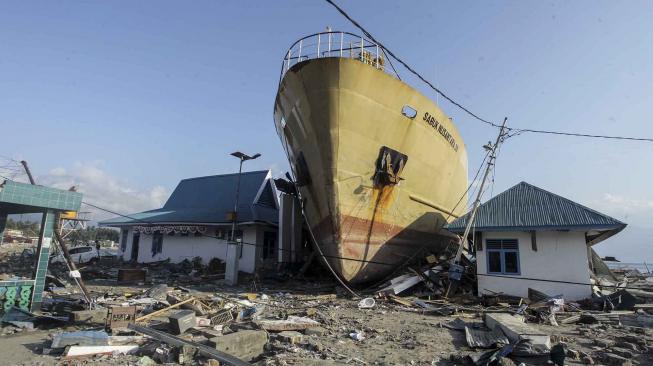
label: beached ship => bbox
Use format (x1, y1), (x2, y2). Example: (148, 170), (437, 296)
(273, 32), (468, 284)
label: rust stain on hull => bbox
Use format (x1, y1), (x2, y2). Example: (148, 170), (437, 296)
(313, 212), (457, 284)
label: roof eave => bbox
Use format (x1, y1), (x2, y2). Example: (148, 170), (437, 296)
(446, 223), (627, 233)
(100, 220), (279, 228)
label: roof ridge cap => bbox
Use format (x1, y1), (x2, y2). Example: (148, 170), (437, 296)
(522, 183), (625, 225)
(179, 170), (270, 182)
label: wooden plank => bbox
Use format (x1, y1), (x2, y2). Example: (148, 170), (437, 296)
(135, 297), (196, 322)
(388, 295), (413, 307)
(65, 345), (138, 357)
(560, 314), (581, 324)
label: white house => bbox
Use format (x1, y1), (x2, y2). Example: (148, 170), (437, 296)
(447, 182), (626, 301)
(100, 170), (279, 274)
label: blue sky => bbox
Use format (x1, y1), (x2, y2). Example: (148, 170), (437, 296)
(1, 1), (652, 262)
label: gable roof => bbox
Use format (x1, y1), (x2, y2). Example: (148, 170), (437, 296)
(100, 170), (278, 227)
(447, 182), (626, 234)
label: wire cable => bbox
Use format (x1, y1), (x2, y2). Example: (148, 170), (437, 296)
(476, 273), (645, 290)
(324, 0), (653, 143)
(360, 148), (492, 291)
(82, 200), (364, 297)
(324, 0), (499, 128)
(81, 201), (396, 267)
(508, 127), (653, 142)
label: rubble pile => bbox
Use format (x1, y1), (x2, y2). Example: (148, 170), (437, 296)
(0, 246), (651, 365)
(368, 254), (653, 365)
(0, 243), (37, 280)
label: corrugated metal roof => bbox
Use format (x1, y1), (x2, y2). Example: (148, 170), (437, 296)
(447, 182), (626, 232)
(464, 326), (509, 348)
(100, 170), (278, 226)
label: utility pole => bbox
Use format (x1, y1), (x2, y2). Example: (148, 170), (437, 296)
(225, 151), (261, 286)
(20, 160), (36, 185)
(446, 117), (508, 297)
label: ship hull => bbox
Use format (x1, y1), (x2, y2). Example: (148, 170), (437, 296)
(274, 57), (468, 284)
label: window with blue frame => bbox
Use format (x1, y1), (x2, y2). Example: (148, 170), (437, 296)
(486, 239), (520, 275)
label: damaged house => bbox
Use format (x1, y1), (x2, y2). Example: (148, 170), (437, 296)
(100, 170), (279, 273)
(447, 182), (626, 300)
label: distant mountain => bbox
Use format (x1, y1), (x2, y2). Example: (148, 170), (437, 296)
(593, 225), (653, 263)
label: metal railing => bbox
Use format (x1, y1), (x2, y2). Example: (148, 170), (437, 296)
(279, 31), (399, 82)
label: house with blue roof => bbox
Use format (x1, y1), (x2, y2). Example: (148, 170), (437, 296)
(100, 170), (279, 274)
(447, 181), (626, 300)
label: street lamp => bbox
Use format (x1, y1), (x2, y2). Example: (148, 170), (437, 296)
(229, 152), (261, 242)
(225, 151), (260, 286)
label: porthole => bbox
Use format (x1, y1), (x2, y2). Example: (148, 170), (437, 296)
(402, 105), (417, 119)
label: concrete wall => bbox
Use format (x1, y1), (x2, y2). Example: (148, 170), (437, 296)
(476, 231), (593, 301)
(119, 225), (270, 274)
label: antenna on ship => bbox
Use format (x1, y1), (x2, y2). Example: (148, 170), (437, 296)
(445, 117), (508, 298)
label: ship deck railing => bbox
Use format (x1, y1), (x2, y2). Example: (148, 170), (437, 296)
(279, 31), (400, 82)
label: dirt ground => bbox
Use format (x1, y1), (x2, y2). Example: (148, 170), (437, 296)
(3, 278), (651, 366)
(0, 243), (652, 366)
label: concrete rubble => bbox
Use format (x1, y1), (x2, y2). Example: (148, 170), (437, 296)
(0, 245), (651, 365)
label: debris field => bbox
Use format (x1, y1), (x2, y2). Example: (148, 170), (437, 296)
(1, 245), (652, 366)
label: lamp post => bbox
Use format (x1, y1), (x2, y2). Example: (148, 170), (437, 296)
(225, 151), (261, 286)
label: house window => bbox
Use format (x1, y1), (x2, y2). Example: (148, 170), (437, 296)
(120, 229), (129, 253)
(262, 231), (276, 260)
(486, 239), (520, 275)
(151, 232), (164, 257)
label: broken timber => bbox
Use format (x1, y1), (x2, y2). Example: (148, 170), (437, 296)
(255, 316), (320, 331)
(66, 345), (139, 357)
(128, 323), (251, 366)
(135, 297), (196, 322)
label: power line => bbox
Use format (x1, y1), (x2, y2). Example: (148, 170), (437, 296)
(81, 152), (489, 284)
(324, 0), (653, 143)
(476, 273), (644, 290)
(323, 0), (499, 128)
(0, 155), (19, 163)
(509, 127), (653, 142)
(62, 202), (647, 293)
(361, 149), (492, 291)
(83, 200), (386, 298)
(81, 201), (396, 267)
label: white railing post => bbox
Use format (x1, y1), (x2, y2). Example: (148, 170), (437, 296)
(376, 44), (379, 69)
(340, 32), (344, 57)
(286, 50), (291, 71)
(360, 35), (364, 62)
(317, 33), (321, 58)
(298, 39), (303, 64)
(328, 32), (331, 55)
